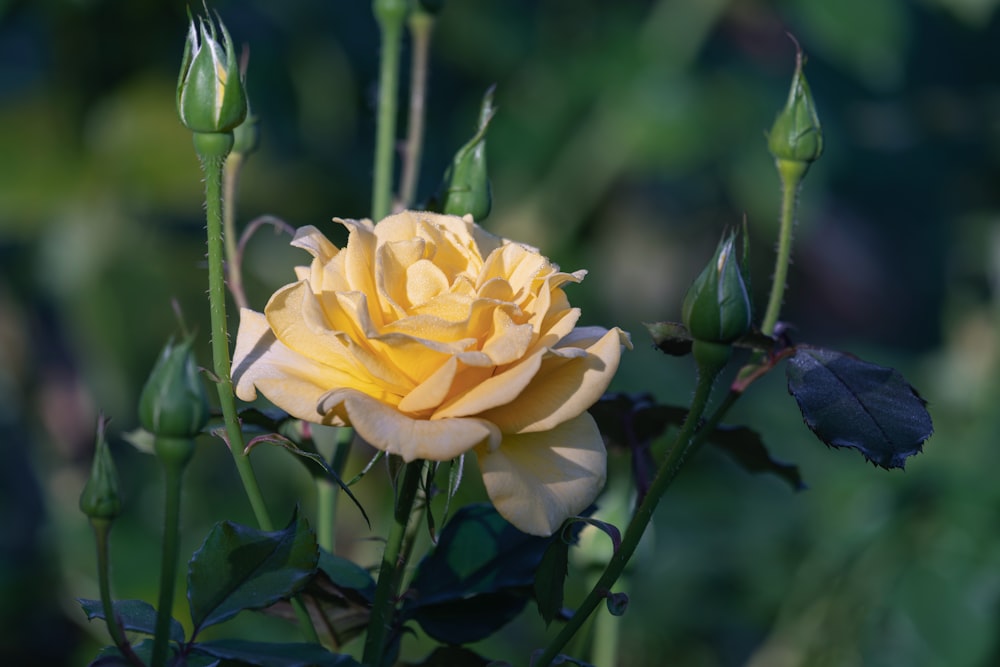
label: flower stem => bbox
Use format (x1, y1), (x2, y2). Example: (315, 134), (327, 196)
(535, 362), (722, 667)
(362, 460), (424, 667)
(760, 159), (808, 336)
(196, 133), (320, 643)
(151, 454), (185, 667)
(372, 0), (407, 221)
(91, 519), (145, 667)
(199, 140), (274, 531)
(398, 8), (434, 209)
(223, 152), (249, 311)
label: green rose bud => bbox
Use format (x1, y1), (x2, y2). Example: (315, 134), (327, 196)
(682, 227), (752, 345)
(139, 337), (210, 440)
(79, 416), (122, 521)
(440, 86), (496, 221)
(767, 44), (823, 168)
(177, 10), (247, 135)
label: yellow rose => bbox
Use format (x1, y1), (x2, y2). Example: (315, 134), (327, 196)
(232, 211), (631, 536)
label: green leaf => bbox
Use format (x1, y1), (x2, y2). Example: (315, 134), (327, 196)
(191, 639), (360, 666)
(187, 509), (319, 635)
(534, 538), (570, 627)
(78, 598), (185, 642)
(708, 425), (806, 491)
(403, 503), (556, 644)
(786, 347), (932, 469)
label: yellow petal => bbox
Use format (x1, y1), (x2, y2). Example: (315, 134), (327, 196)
(266, 281), (412, 396)
(397, 356), (458, 414)
(480, 327), (630, 434)
(319, 388), (500, 461)
(405, 258), (450, 307)
(232, 308), (385, 422)
(432, 346), (546, 420)
(477, 413), (607, 536)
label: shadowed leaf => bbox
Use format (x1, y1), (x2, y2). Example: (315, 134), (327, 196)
(786, 347), (932, 469)
(191, 639), (359, 666)
(709, 425), (806, 490)
(403, 504), (559, 644)
(79, 598), (185, 643)
(188, 509), (319, 635)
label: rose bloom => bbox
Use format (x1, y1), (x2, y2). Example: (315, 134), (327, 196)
(232, 211), (630, 535)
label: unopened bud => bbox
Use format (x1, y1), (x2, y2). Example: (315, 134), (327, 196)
(440, 86), (496, 221)
(177, 10), (247, 135)
(139, 337), (210, 440)
(767, 42), (823, 168)
(682, 227), (752, 345)
(79, 416), (122, 521)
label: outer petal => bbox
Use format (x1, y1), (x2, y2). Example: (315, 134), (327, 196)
(232, 308), (369, 423)
(476, 413), (606, 536)
(480, 327), (631, 434)
(318, 388), (501, 462)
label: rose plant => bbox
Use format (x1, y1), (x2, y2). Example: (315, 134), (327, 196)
(232, 211), (630, 536)
(73, 6), (934, 667)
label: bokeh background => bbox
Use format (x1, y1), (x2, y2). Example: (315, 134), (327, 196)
(2, 0), (1000, 665)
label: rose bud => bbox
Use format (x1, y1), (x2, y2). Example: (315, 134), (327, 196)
(79, 416), (122, 521)
(138, 337), (210, 442)
(682, 227), (752, 346)
(440, 86), (496, 222)
(767, 44), (823, 171)
(176, 10), (247, 135)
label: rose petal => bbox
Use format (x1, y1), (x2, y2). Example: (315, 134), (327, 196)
(431, 345), (546, 420)
(319, 388), (500, 461)
(266, 282), (413, 395)
(480, 327), (630, 433)
(397, 356), (458, 414)
(476, 413), (607, 536)
(232, 309), (389, 422)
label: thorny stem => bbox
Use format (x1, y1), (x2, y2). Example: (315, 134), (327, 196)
(761, 159), (807, 336)
(196, 133), (320, 644)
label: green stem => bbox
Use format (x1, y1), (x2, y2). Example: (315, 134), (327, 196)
(199, 140), (274, 531)
(587, 568), (620, 667)
(196, 133), (320, 644)
(761, 159), (807, 336)
(371, 0), (407, 220)
(151, 456), (185, 667)
(398, 8), (434, 209)
(362, 460), (424, 667)
(92, 519), (144, 667)
(535, 364), (721, 667)
(223, 152), (249, 311)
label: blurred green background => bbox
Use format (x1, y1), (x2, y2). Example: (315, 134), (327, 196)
(2, 0), (1000, 665)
